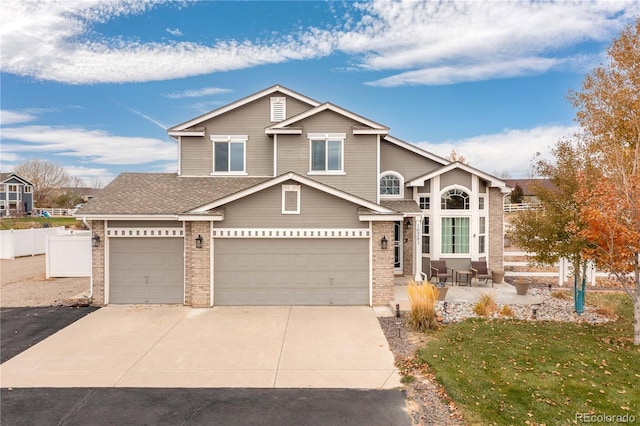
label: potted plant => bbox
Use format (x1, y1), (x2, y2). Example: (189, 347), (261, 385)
(514, 281), (530, 295)
(435, 282), (449, 301)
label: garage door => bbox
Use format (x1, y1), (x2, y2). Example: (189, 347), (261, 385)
(214, 239), (369, 305)
(109, 238), (184, 304)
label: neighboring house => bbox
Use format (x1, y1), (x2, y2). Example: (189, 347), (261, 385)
(0, 173), (34, 217)
(77, 85), (510, 307)
(504, 179), (553, 204)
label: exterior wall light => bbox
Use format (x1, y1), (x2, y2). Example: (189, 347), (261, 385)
(195, 234), (203, 249)
(381, 236), (388, 250)
(92, 234), (100, 248)
(405, 219), (411, 228)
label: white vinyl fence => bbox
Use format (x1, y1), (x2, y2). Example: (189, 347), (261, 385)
(45, 231), (92, 278)
(0, 227), (65, 259)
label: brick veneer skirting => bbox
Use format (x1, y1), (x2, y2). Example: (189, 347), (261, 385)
(91, 220), (105, 306)
(372, 221), (395, 306)
(184, 221), (211, 307)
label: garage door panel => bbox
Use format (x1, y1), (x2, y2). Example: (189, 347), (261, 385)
(109, 237), (184, 304)
(214, 238), (368, 305)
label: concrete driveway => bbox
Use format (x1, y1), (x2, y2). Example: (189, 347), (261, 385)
(0, 306), (401, 389)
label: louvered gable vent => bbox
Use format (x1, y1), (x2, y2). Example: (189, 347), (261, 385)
(270, 97), (286, 122)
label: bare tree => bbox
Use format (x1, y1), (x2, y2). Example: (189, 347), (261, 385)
(14, 159), (71, 207)
(447, 149), (467, 164)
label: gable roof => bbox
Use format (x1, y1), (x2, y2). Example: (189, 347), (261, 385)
(168, 84), (321, 133)
(382, 135), (450, 166)
(266, 103), (389, 135)
(0, 173), (33, 186)
(77, 173), (270, 217)
(408, 162), (511, 193)
(188, 172), (397, 215)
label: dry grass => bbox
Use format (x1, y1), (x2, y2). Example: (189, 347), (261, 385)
(499, 304), (515, 317)
(551, 290), (571, 300)
(473, 291), (497, 317)
(407, 279), (439, 332)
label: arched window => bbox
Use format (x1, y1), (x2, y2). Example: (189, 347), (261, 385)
(441, 188), (470, 210)
(380, 172), (403, 197)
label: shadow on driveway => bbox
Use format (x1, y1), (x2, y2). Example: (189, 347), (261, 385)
(1, 306), (99, 363)
(1, 388), (410, 425)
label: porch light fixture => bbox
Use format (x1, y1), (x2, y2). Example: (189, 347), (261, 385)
(195, 234), (203, 249)
(405, 219), (411, 228)
(381, 236), (388, 250)
(92, 234), (100, 248)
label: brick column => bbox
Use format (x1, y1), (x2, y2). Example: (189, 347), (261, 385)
(91, 220), (105, 306)
(488, 188), (504, 271)
(184, 221), (211, 307)
(402, 217), (413, 276)
(372, 221), (394, 306)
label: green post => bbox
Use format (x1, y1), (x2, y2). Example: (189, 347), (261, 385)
(574, 275), (585, 314)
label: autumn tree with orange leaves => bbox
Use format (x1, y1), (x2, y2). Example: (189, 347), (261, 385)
(569, 19), (640, 345)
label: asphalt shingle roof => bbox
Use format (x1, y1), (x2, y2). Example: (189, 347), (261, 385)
(77, 173), (270, 215)
(380, 200), (422, 214)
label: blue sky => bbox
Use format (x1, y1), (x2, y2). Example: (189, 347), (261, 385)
(1, 0), (638, 186)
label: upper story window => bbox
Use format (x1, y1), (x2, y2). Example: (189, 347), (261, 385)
(379, 171), (403, 198)
(308, 133), (345, 174)
(419, 196), (430, 210)
(25, 186), (32, 193)
(478, 195), (485, 210)
(8, 185), (18, 192)
(211, 135), (247, 174)
(441, 188), (470, 210)
(271, 97), (286, 122)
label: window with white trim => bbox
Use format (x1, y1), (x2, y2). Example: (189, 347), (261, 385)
(271, 97), (286, 122)
(422, 217), (430, 254)
(441, 217), (470, 254)
(0, 200), (5, 210)
(282, 184), (300, 214)
(8, 185), (18, 192)
(379, 172), (403, 198)
(419, 196), (430, 210)
(211, 135), (247, 174)
(309, 134), (344, 173)
(441, 189), (470, 210)
(25, 186), (32, 193)
(478, 195), (485, 210)
(478, 216), (486, 254)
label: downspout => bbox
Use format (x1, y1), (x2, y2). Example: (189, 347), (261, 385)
(82, 217), (94, 300)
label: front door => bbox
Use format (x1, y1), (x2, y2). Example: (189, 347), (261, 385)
(394, 221), (403, 274)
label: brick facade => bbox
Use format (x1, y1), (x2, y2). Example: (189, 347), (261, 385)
(371, 221), (395, 306)
(488, 187), (504, 271)
(91, 220), (105, 306)
(402, 217), (414, 277)
(184, 221), (211, 307)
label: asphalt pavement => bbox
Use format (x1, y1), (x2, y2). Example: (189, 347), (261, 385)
(1, 388), (411, 425)
(1, 306), (98, 363)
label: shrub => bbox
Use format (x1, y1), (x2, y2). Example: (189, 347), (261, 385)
(407, 279), (439, 331)
(473, 292), (497, 317)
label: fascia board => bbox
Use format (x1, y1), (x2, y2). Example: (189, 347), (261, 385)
(383, 135), (450, 166)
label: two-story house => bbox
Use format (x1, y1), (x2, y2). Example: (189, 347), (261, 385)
(0, 173), (34, 217)
(77, 85), (510, 307)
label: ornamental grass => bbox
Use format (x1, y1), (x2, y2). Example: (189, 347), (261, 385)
(407, 279), (439, 331)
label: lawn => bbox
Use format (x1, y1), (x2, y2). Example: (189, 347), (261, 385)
(0, 217), (80, 230)
(417, 293), (639, 425)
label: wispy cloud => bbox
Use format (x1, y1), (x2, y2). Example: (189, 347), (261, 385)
(1, 125), (176, 165)
(65, 165), (116, 187)
(166, 27), (183, 36)
(118, 103), (168, 130)
(1, 110), (38, 125)
(165, 87), (232, 99)
(0, 0), (637, 86)
(414, 125), (580, 178)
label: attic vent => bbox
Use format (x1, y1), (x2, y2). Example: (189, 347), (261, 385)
(271, 97), (286, 122)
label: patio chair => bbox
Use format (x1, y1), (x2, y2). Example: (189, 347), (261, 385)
(429, 260), (454, 286)
(470, 261), (493, 287)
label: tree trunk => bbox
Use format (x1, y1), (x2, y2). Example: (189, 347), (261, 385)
(634, 300), (639, 346)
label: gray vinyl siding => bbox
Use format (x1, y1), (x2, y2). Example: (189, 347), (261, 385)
(216, 181), (366, 228)
(276, 110), (378, 202)
(416, 182), (430, 193)
(179, 92), (313, 177)
(479, 181), (487, 193)
(440, 169), (472, 190)
(108, 220), (182, 228)
(181, 136), (212, 175)
(380, 140), (442, 183)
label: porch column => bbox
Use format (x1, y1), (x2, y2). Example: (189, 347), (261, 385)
(184, 221), (212, 307)
(414, 217), (423, 281)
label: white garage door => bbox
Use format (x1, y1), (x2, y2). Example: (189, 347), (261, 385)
(109, 238), (184, 304)
(214, 238), (369, 305)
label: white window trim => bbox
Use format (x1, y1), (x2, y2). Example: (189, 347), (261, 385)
(440, 216), (471, 257)
(8, 185), (18, 192)
(418, 195), (431, 210)
(379, 170), (404, 199)
(478, 195), (486, 210)
(0, 200), (5, 209)
(24, 186), (32, 193)
(478, 216), (487, 254)
(210, 135), (248, 175)
(440, 185), (471, 211)
(307, 133), (346, 175)
(282, 184), (301, 215)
